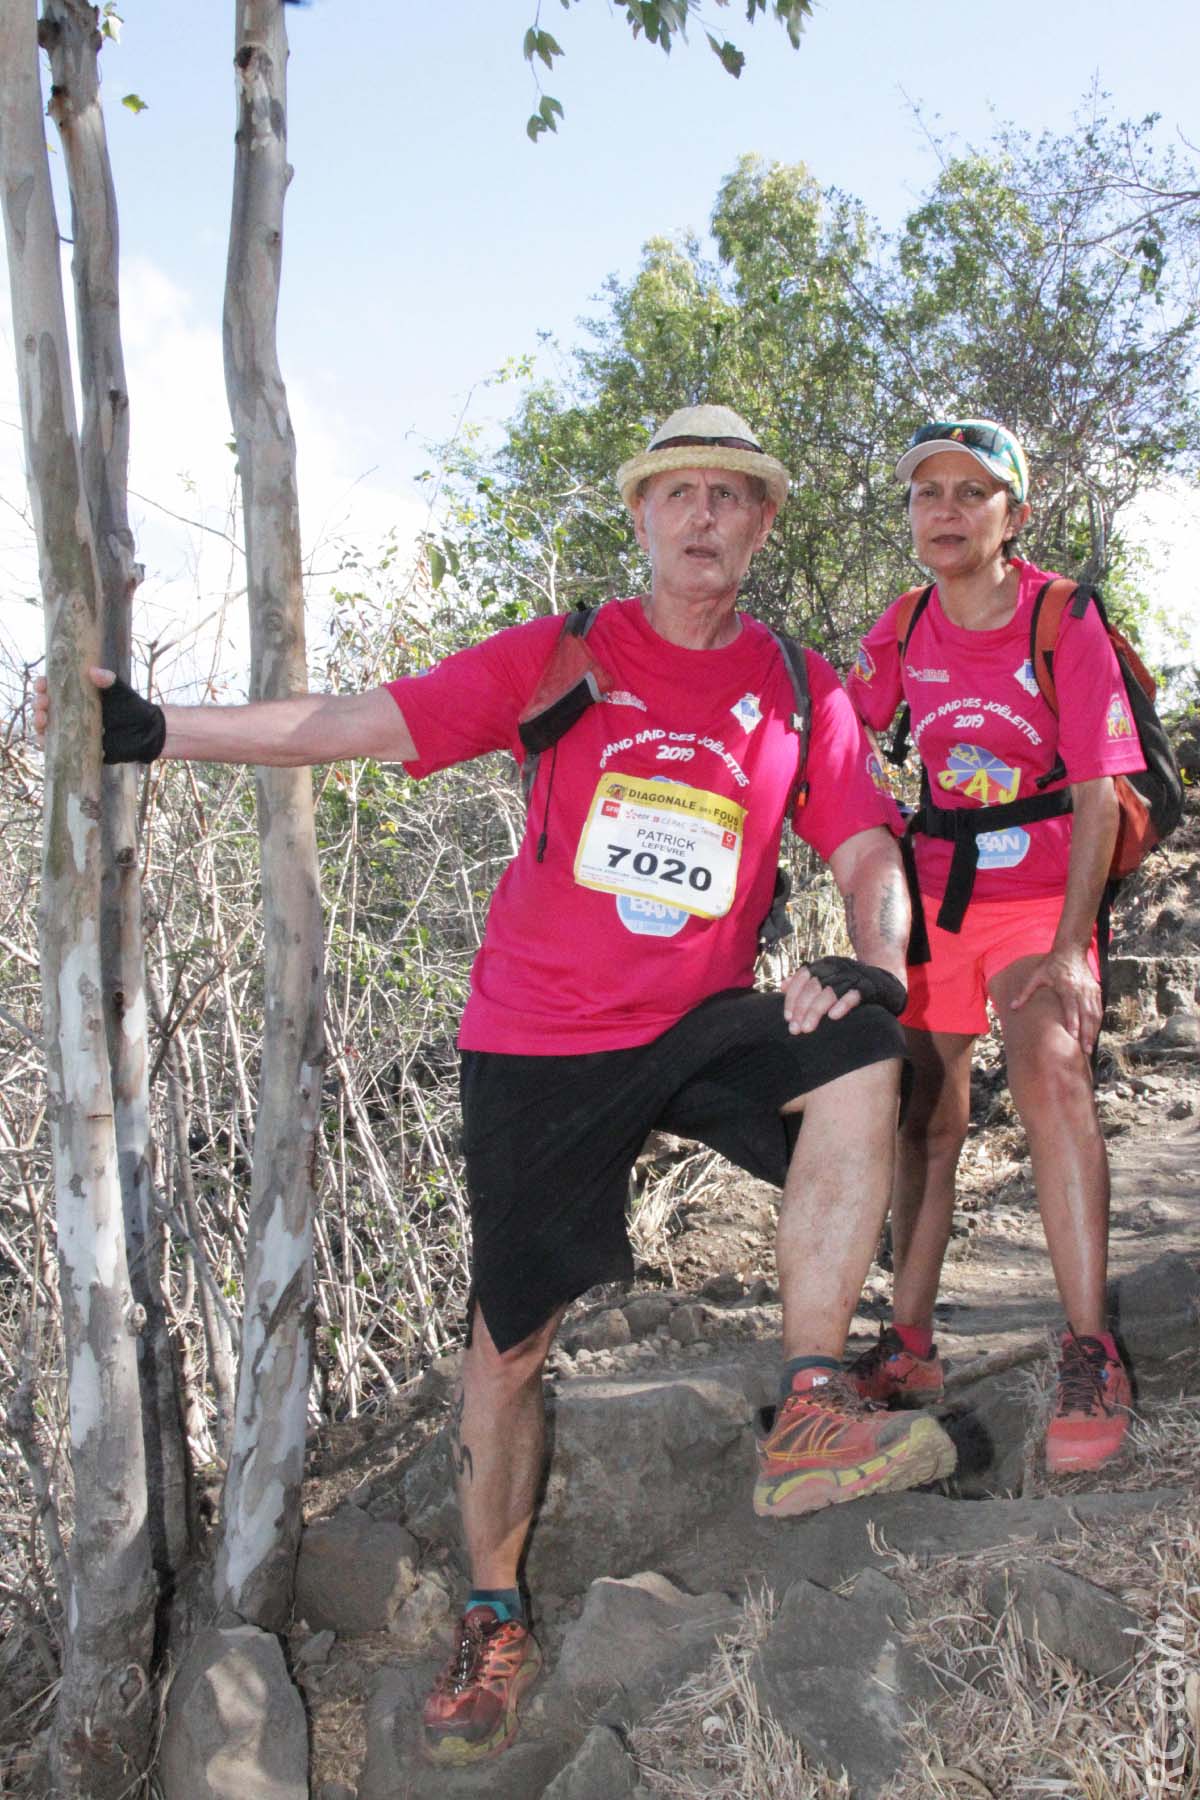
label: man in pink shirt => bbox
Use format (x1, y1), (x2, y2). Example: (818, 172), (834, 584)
(48, 404), (956, 1764)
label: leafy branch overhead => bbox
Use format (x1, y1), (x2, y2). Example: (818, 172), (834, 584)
(524, 0), (812, 140)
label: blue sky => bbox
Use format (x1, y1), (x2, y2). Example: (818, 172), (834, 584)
(1, 0), (1198, 678)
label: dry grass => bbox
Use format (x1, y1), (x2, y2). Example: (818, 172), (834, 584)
(631, 1587), (852, 1799)
(888, 1502), (1200, 1800)
(629, 1147), (730, 1279)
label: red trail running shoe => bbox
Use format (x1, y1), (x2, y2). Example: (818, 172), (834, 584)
(422, 1604), (542, 1765)
(1044, 1330), (1132, 1474)
(847, 1325), (946, 1407)
(754, 1367), (956, 1517)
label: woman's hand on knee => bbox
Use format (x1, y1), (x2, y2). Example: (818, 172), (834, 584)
(1008, 947), (1102, 1053)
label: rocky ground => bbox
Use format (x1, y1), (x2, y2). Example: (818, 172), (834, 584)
(258, 803), (1200, 1800)
(12, 804), (1194, 1799)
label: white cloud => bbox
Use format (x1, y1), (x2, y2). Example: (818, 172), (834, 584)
(0, 253), (427, 697)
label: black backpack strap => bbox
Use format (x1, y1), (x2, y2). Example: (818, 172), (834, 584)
(911, 788), (1075, 933)
(886, 584), (935, 767)
(765, 628), (811, 815)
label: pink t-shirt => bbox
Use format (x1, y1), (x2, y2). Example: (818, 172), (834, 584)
(387, 597), (900, 1052)
(847, 560), (1146, 904)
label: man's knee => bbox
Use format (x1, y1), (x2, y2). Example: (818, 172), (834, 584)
(783, 1047), (902, 1120)
(463, 1303), (561, 1399)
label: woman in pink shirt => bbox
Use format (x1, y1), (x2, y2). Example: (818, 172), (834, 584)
(846, 419), (1146, 1475)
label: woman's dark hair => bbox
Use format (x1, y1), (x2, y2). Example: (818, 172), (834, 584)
(1001, 492), (1025, 560)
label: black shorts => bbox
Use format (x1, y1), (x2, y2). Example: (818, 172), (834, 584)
(460, 987), (905, 1353)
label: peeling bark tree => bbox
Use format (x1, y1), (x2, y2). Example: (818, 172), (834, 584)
(212, 0), (326, 1630)
(0, 4), (155, 1795)
(43, 0), (193, 1590)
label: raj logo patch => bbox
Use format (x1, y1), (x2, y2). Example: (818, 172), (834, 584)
(937, 743), (1021, 806)
(731, 692), (762, 733)
(1014, 659), (1039, 698)
(853, 644), (875, 683)
(1106, 691), (1133, 738)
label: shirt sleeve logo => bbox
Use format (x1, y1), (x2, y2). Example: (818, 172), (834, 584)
(1013, 659), (1040, 698)
(730, 692), (763, 732)
(853, 644), (875, 683)
(1106, 692), (1133, 738)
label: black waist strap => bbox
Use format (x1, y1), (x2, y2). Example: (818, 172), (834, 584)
(905, 788), (1074, 960)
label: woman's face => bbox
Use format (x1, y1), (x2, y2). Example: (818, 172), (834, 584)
(907, 449), (1028, 579)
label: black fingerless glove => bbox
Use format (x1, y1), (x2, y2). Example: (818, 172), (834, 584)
(804, 955), (907, 1017)
(99, 676), (166, 764)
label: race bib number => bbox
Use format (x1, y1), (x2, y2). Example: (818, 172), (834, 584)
(574, 774), (746, 920)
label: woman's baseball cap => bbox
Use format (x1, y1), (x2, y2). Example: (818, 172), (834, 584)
(895, 419), (1028, 503)
(616, 404), (791, 509)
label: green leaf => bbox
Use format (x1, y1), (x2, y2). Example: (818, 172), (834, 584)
(707, 34), (745, 76)
(540, 95), (564, 124)
(428, 544), (447, 589)
(536, 29), (563, 68)
(522, 26), (538, 60)
(121, 92), (148, 114)
(527, 114), (547, 142)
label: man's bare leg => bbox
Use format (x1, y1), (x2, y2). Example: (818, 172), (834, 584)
(452, 1301), (566, 1588)
(757, 1053), (957, 1516)
(776, 1056), (902, 1355)
(422, 1301), (566, 1765)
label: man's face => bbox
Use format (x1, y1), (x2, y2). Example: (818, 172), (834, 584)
(633, 467), (777, 604)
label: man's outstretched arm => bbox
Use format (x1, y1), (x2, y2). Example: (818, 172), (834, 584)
(35, 667), (417, 767)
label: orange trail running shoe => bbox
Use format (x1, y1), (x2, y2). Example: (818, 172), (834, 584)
(753, 1367), (957, 1518)
(421, 1604), (542, 1765)
(1044, 1329), (1132, 1475)
(847, 1325), (945, 1407)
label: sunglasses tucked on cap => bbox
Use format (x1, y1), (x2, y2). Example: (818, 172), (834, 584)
(616, 403), (791, 509)
(894, 418), (1028, 503)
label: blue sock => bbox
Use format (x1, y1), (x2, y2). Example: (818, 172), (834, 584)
(466, 1586), (524, 1624)
(779, 1354), (841, 1401)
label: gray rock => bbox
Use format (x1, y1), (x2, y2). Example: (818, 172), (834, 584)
(622, 1292), (674, 1338)
(418, 1350), (462, 1406)
(700, 1272), (745, 1304)
(360, 1664), (567, 1800)
(1106, 955), (1158, 1015)
(388, 1569), (454, 1650)
(158, 1625), (307, 1800)
(316, 1785), (357, 1800)
(1130, 1010), (1200, 1060)
(668, 1302), (708, 1345)
(1109, 1250), (1200, 1367)
(752, 1569), (938, 1797)
(295, 1506), (419, 1636)
(567, 1308), (633, 1353)
(983, 1559), (1140, 1683)
(541, 1722), (639, 1798)
(667, 1484), (1188, 1608)
(294, 1627), (336, 1668)
(552, 1572), (738, 1718)
(404, 1371), (754, 1593)
(941, 1369), (1029, 1498)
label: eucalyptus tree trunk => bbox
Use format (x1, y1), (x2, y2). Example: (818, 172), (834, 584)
(43, 0), (193, 1589)
(0, 4), (154, 1793)
(213, 0), (325, 1630)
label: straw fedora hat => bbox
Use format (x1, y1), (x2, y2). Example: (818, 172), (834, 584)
(616, 404), (791, 509)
